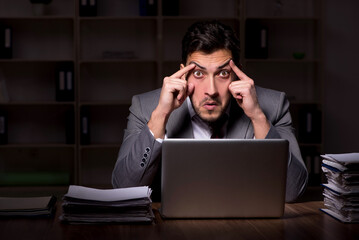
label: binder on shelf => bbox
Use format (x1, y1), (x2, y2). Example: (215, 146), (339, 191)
(65, 109), (75, 144)
(0, 68), (10, 103)
(0, 25), (12, 59)
(162, 0), (178, 16)
(139, 0), (157, 16)
(0, 110), (8, 145)
(79, 0), (97, 17)
(302, 147), (322, 186)
(298, 104), (321, 144)
(56, 63), (74, 102)
(245, 20), (268, 59)
(80, 107), (90, 145)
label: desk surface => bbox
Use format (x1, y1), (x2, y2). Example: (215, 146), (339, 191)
(0, 201), (358, 240)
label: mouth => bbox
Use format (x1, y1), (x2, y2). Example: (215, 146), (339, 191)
(203, 101), (218, 111)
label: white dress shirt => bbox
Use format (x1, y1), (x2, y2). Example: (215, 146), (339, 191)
(151, 97), (230, 142)
(186, 97), (230, 139)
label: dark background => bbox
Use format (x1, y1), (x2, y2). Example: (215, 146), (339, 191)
(323, 0), (359, 154)
(0, 0), (358, 195)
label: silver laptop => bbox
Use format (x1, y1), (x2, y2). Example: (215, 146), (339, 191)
(160, 139), (289, 218)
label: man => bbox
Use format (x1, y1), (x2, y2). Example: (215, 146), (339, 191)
(112, 21), (308, 202)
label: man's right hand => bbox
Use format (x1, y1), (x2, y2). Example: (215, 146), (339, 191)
(148, 64), (196, 139)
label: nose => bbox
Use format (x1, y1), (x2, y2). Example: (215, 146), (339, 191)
(205, 76), (218, 97)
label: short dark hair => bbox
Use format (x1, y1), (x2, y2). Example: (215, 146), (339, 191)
(181, 20), (241, 66)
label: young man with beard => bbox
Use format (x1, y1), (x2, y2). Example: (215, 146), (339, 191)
(112, 21), (308, 202)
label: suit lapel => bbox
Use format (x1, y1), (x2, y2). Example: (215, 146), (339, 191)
(226, 99), (253, 139)
(166, 103), (193, 138)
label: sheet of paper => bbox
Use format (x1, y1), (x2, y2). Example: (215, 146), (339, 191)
(65, 185), (151, 202)
(321, 153), (359, 165)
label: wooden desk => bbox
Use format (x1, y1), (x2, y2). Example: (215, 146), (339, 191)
(0, 201), (358, 240)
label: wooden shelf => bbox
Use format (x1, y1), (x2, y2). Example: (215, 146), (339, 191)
(80, 144), (121, 149)
(0, 16), (74, 20)
(79, 101), (130, 106)
(245, 58), (320, 63)
(0, 101), (75, 106)
(79, 59), (156, 64)
(0, 0), (323, 188)
(0, 59), (74, 63)
(79, 16), (158, 21)
(0, 143), (75, 148)
(162, 16), (240, 20)
(246, 17), (320, 21)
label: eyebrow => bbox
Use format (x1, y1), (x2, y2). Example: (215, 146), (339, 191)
(218, 59), (232, 69)
(189, 59), (232, 70)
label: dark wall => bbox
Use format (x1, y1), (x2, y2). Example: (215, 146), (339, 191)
(323, 0), (359, 153)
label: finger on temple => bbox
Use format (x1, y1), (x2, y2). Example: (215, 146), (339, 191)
(171, 63), (195, 79)
(230, 60), (248, 80)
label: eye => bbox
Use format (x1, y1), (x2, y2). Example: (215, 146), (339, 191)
(218, 70), (230, 78)
(193, 70), (204, 78)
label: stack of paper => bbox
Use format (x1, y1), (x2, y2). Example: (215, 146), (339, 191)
(60, 185), (154, 224)
(0, 196), (56, 217)
(320, 153), (359, 223)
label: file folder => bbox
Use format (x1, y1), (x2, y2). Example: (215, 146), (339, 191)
(0, 25), (12, 59)
(56, 63), (74, 102)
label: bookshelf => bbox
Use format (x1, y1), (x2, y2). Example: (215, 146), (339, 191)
(0, 0), (76, 190)
(0, 0), (323, 190)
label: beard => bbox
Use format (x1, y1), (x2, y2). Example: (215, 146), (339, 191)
(191, 96), (229, 123)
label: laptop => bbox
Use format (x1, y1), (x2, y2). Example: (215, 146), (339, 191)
(160, 139), (289, 219)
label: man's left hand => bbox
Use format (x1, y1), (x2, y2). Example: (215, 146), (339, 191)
(228, 60), (262, 120)
(228, 60), (270, 139)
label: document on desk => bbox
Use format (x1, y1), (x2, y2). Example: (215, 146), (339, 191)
(65, 185), (152, 202)
(321, 153), (359, 223)
(60, 185), (154, 224)
(0, 196), (56, 217)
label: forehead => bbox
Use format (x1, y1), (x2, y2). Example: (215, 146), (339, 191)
(187, 49), (232, 69)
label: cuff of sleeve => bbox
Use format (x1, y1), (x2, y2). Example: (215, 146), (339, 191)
(149, 129), (166, 143)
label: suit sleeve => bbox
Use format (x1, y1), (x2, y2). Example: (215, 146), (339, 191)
(112, 94), (162, 189)
(264, 92), (308, 202)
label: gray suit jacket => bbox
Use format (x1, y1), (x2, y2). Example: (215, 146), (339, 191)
(112, 86), (308, 202)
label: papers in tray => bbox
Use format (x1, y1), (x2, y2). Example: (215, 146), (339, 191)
(321, 153), (359, 223)
(60, 185), (154, 224)
(0, 196), (56, 217)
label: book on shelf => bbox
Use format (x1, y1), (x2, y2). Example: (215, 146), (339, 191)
(245, 20), (268, 59)
(0, 68), (10, 103)
(79, 0), (97, 17)
(0, 196), (56, 218)
(139, 0), (157, 16)
(60, 185), (154, 224)
(298, 105), (321, 144)
(162, 0), (179, 16)
(65, 109), (75, 144)
(320, 153), (359, 223)
(302, 148), (321, 186)
(80, 106), (90, 145)
(0, 110), (8, 145)
(0, 25), (12, 59)
(55, 63), (74, 102)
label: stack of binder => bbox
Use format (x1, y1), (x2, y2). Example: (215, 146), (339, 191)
(321, 153), (359, 223)
(60, 185), (154, 224)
